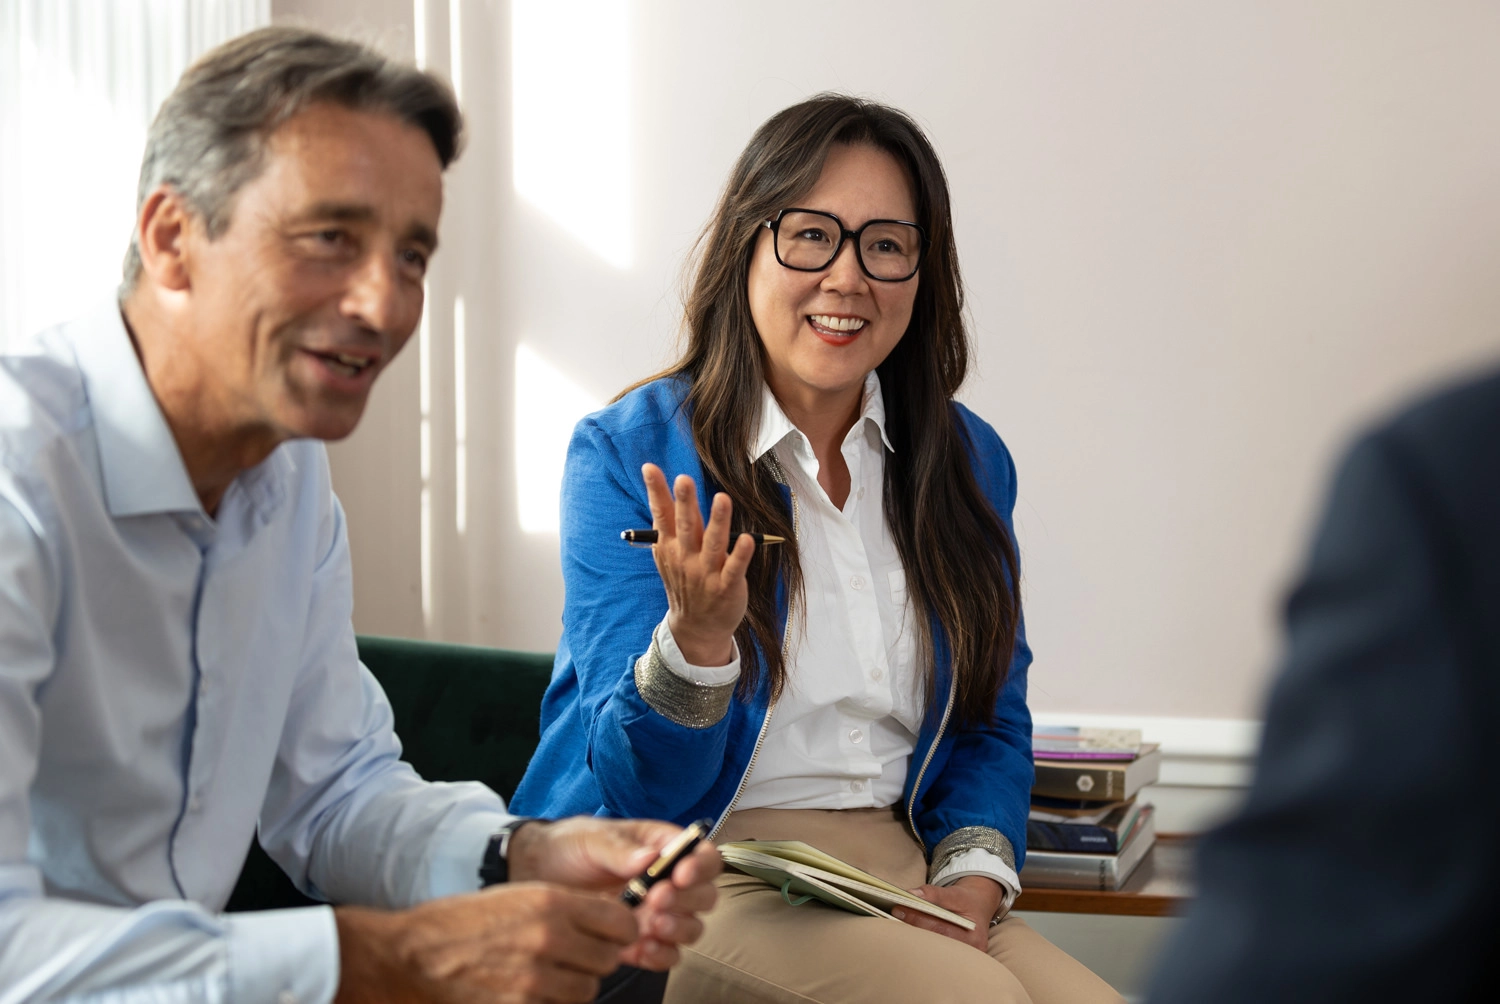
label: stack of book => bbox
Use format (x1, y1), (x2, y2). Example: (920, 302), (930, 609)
(1022, 727), (1160, 891)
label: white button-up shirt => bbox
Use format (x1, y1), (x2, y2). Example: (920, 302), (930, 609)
(0, 304), (512, 1003)
(660, 374), (1019, 899)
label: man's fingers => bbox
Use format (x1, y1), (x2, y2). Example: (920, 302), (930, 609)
(527, 962), (603, 1004)
(641, 464), (676, 540)
(562, 893), (639, 948)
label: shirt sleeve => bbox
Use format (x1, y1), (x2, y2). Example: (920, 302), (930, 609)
(654, 615), (742, 686)
(255, 465), (517, 910)
(0, 495), (339, 1004)
(931, 848), (1021, 915)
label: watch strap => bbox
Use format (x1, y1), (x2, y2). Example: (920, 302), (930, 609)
(479, 817), (535, 887)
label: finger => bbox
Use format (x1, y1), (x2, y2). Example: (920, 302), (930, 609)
(528, 961), (603, 1004)
(642, 908), (705, 947)
(699, 493), (733, 570)
(721, 532), (756, 584)
(672, 474), (703, 551)
(642, 464), (676, 540)
(619, 936), (681, 973)
(563, 895), (640, 948)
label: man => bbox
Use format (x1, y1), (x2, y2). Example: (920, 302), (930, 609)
(1147, 368), (1500, 1001)
(0, 27), (717, 1004)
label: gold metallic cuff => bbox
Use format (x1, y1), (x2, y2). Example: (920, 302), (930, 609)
(633, 639), (735, 729)
(929, 825), (1017, 883)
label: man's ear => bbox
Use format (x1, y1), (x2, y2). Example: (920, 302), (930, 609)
(135, 186), (196, 292)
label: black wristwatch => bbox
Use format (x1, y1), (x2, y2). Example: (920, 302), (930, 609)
(479, 818), (536, 887)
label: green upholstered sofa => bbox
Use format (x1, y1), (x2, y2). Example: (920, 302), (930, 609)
(225, 635), (553, 912)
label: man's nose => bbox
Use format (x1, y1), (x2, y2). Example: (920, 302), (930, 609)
(343, 251), (404, 333)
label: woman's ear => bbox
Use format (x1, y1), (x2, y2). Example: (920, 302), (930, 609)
(133, 185), (194, 292)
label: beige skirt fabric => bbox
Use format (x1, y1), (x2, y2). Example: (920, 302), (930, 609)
(665, 806), (1125, 1004)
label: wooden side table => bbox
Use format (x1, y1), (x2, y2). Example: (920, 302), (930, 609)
(1013, 835), (1195, 917)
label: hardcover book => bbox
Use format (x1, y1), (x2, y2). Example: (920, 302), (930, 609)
(1031, 743), (1161, 801)
(719, 839), (976, 931)
(1031, 726), (1143, 761)
(1027, 798), (1147, 853)
(1020, 806), (1157, 891)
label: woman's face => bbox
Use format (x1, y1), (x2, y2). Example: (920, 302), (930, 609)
(747, 143), (920, 420)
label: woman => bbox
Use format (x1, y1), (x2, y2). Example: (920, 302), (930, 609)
(510, 95), (1121, 1003)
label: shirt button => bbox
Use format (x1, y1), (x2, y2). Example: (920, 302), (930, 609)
(857, 486), (866, 499)
(870, 668), (884, 682)
(850, 576), (865, 591)
(188, 796), (201, 812)
(850, 780), (865, 793)
(279, 992), (298, 1004)
(849, 728), (864, 744)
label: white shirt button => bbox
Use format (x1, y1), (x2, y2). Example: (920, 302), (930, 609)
(849, 728), (864, 744)
(850, 780), (866, 793)
(870, 668), (884, 681)
(279, 992), (299, 1004)
(188, 796), (201, 812)
(850, 576), (865, 591)
(857, 486), (866, 498)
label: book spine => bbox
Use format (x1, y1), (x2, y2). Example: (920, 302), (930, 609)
(1018, 852), (1120, 891)
(1026, 820), (1120, 853)
(1031, 761), (1123, 801)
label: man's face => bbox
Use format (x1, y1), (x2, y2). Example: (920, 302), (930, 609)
(180, 102), (443, 442)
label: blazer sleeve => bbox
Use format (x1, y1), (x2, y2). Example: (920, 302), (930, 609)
(1147, 427), (1500, 1003)
(554, 417), (741, 821)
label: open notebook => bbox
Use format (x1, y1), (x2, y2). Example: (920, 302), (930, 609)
(719, 839), (976, 931)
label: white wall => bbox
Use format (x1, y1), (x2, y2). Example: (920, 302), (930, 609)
(279, 1), (1500, 722)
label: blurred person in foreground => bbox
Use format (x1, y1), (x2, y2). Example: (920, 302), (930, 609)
(0, 27), (716, 1004)
(1148, 368), (1500, 1002)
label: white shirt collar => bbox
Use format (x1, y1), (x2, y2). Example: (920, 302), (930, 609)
(69, 300), (203, 518)
(749, 371), (895, 463)
(67, 299), (292, 522)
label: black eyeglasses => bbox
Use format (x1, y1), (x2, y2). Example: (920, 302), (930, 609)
(762, 208), (927, 282)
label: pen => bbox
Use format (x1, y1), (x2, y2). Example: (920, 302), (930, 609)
(621, 529), (786, 547)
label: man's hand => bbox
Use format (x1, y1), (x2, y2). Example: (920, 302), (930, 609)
(507, 817), (723, 970)
(335, 882), (638, 1004)
(891, 875), (1003, 953)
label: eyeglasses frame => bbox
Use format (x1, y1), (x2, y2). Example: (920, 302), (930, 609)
(761, 208), (928, 283)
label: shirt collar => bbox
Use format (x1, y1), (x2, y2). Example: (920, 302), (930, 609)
(749, 371), (895, 462)
(68, 300), (203, 518)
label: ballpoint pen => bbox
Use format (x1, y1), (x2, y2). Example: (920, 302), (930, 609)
(620, 529), (786, 546)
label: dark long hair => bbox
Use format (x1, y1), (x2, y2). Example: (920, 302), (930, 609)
(641, 94), (1020, 728)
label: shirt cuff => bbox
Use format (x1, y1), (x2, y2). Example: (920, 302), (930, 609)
(654, 616), (741, 686)
(225, 905), (339, 1004)
(932, 848), (1021, 915)
(425, 808), (518, 898)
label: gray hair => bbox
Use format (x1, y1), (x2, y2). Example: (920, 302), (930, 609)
(121, 26), (463, 292)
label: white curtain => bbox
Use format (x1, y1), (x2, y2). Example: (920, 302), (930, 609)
(0, 0), (269, 349)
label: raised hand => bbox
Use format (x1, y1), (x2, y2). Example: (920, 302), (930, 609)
(640, 463), (755, 667)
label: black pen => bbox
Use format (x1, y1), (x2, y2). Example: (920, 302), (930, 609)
(621, 529), (786, 547)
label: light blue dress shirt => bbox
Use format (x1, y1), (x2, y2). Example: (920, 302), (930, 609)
(0, 304), (514, 1003)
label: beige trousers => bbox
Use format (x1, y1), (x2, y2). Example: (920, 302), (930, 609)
(666, 807), (1124, 1004)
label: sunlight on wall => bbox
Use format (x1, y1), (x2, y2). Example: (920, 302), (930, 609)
(515, 343), (602, 533)
(453, 294), (468, 537)
(418, 295), (434, 630)
(2, 35), (142, 344)
(510, 0), (632, 269)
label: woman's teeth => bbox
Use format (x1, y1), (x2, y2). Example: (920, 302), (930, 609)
(809, 314), (867, 333)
